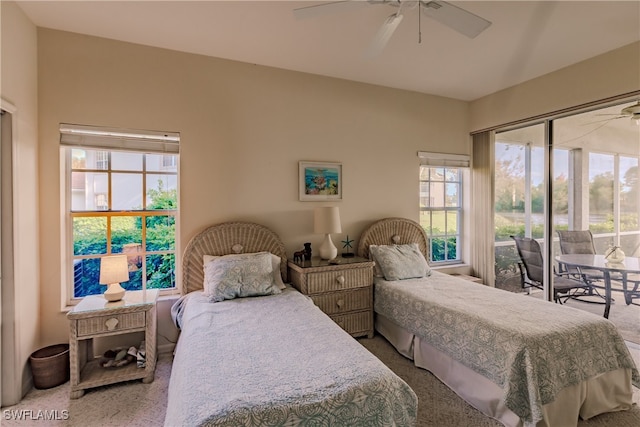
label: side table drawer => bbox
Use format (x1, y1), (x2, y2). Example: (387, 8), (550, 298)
(76, 311), (146, 337)
(331, 311), (373, 337)
(306, 268), (373, 294)
(311, 287), (372, 316)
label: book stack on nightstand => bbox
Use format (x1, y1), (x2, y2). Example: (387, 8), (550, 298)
(288, 257), (374, 338)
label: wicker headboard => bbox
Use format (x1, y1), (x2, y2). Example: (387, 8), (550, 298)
(181, 221), (287, 294)
(357, 217), (429, 260)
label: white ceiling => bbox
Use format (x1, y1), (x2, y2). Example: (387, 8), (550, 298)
(17, 1), (640, 102)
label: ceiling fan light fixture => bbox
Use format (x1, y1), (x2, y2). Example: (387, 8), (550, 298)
(621, 102), (640, 117)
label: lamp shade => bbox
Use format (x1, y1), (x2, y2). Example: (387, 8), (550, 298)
(314, 206), (342, 234)
(99, 255), (129, 284)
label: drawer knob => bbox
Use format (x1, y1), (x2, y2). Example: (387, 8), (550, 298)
(336, 275), (345, 285)
(336, 299), (344, 309)
(105, 318), (119, 331)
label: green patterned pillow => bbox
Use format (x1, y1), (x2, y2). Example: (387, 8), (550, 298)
(203, 252), (281, 301)
(369, 243), (431, 281)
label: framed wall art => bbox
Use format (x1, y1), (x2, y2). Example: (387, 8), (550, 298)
(299, 161), (342, 201)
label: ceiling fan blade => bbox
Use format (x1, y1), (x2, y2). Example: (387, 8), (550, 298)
(421, 1), (491, 38)
(365, 12), (404, 58)
(582, 116), (625, 125)
(293, 1), (365, 20)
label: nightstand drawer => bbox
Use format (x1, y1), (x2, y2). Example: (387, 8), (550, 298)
(76, 311), (146, 337)
(311, 287), (372, 316)
(331, 311), (373, 337)
(305, 268), (373, 294)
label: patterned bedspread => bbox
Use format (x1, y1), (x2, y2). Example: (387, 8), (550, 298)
(165, 287), (417, 427)
(374, 271), (640, 425)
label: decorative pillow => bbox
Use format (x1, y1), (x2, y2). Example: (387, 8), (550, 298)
(369, 243), (431, 281)
(204, 253), (286, 290)
(203, 252), (281, 301)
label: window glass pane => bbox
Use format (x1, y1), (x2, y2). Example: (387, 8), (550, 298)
(73, 258), (102, 298)
(71, 172), (108, 211)
(146, 175), (178, 210)
(430, 238), (445, 262)
(146, 215), (176, 251)
(419, 211), (431, 235)
(72, 148), (109, 170)
(431, 210), (445, 236)
(73, 217), (107, 255)
(112, 173), (142, 210)
(126, 269), (143, 292)
(71, 149), (87, 169)
(111, 151), (143, 171)
(146, 254), (176, 289)
(432, 168), (444, 181)
(552, 149), (569, 231)
(445, 169), (459, 181)
(446, 211), (458, 233)
(419, 182), (429, 208)
(147, 154), (178, 172)
(445, 183), (459, 207)
(589, 153), (614, 233)
(447, 236), (458, 260)
(494, 142), (527, 241)
(620, 156), (638, 232)
(429, 182), (444, 207)
(110, 216), (142, 255)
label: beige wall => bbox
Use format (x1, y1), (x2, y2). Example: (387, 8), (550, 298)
(37, 29), (470, 345)
(1, 1), (40, 403)
(470, 42), (640, 132)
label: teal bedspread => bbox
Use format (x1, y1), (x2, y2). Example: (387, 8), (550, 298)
(165, 287), (417, 426)
(374, 271), (639, 425)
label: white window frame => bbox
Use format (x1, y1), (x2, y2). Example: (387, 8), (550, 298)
(60, 124), (180, 307)
(418, 151), (470, 265)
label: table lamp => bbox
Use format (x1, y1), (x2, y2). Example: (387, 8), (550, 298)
(99, 255), (129, 302)
(314, 206), (342, 260)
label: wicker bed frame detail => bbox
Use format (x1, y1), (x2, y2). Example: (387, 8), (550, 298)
(181, 222), (287, 294)
(357, 217), (429, 260)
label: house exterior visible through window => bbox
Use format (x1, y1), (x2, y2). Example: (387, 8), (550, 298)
(418, 152), (469, 264)
(61, 124), (179, 302)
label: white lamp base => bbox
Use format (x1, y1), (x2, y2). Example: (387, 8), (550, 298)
(319, 234), (338, 260)
(104, 282), (126, 302)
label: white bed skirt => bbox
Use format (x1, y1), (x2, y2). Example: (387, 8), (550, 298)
(376, 314), (634, 427)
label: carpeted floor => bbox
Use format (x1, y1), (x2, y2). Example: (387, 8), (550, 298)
(3, 336), (639, 427)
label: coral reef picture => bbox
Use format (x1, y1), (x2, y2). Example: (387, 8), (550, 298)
(299, 161), (342, 201)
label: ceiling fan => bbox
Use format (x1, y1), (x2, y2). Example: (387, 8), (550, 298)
(590, 101), (640, 126)
(293, 0), (492, 57)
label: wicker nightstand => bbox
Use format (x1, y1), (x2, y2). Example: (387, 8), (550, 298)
(67, 289), (158, 398)
(288, 257), (374, 338)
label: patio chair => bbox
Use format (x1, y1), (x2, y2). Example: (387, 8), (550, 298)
(556, 230), (607, 289)
(511, 236), (590, 304)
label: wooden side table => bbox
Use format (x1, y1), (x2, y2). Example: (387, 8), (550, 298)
(288, 257), (374, 338)
(67, 289), (158, 398)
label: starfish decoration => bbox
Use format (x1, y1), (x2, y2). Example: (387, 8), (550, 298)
(341, 235), (354, 251)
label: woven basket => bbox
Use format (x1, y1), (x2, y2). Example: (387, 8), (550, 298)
(29, 344), (70, 389)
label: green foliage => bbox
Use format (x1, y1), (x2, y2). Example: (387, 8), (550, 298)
(73, 180), (177, 298)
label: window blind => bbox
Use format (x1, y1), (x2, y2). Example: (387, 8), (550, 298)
(417, 151), (470, 168)
(60, 123), (179, 153)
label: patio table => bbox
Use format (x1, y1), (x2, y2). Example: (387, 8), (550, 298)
(556, 254), (640, 319)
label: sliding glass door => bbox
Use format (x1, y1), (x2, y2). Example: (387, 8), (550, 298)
(494, 99), (640, 294)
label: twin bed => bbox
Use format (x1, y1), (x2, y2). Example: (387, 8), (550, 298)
(164, 221), (417, 426)
(165, 218), (639, 427)
(358, 217), (639, 427)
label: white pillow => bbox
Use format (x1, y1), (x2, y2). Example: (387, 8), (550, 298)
(202, 252), (280, 301)
(369, 243), (431, 281)
(204, 252), (286, 290)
